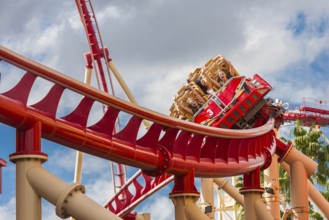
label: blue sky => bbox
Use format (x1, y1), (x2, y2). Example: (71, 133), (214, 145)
(1, 1), (329, 219)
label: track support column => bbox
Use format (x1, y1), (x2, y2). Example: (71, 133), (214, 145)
(200, 178), (214, 219)
(26, 166), (122, 220)
(264, 128), (280, 219)
(169, 169), (208, 220)
(278, 143), (318, 219)
(240, 167), (274, 220)
(290, 161), (308, 219)
(9, 122), (48, 220)
(264, 154), (280, 219)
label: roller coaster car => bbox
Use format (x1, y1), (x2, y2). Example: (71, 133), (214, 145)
(193, 74), (275, 129)
(169, 55), (285, 129)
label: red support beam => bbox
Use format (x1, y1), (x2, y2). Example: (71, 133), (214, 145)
(170, 169), (199, 195)
(242, 166), (262, 191)
(0, 45), (276, 177)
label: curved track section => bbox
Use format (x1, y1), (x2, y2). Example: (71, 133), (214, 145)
(105, 170), (173, 217)
(0, 45), (275, 177)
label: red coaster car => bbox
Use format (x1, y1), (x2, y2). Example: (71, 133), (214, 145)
(193, 74), (272, 129)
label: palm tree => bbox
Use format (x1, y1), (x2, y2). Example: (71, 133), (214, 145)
(292, 121), (329, 186)
(235, 120), (329, 220)
(280, 120), (329, 220)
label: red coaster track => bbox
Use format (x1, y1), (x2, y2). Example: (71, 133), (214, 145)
(0, 45), (276, 218)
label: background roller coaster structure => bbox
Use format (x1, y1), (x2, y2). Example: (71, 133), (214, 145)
(0, 1), (329, 219)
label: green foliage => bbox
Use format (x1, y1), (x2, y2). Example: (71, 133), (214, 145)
(235, 120), (328, 219)
(309, 208), (324, 220)
(280, 120), (329, 218)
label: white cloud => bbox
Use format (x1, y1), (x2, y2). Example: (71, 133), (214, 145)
(139, 195), (174, 220)
(44, 148), (113, 179)
(139, 64), (194, 113)
(0, 198), (16, 220)
(68, 9), (84, 31)
(42, 202), (61, 220)
(1, 1), (329, 219)
(97, 5), (126, 21)
(84, 177), (114, 205)
(45, 149), (76, 174)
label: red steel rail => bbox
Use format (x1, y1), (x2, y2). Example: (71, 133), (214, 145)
(283, 98), (329, 127)
(283, 112), (329, 127)
(0, 45), (277, 217)
(75, 0), (111, 92)
(75, 0), (127, 195)
(0, 45), (275, 175)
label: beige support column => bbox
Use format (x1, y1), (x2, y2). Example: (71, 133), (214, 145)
(27, 165), (122, 220)
(240, 167), (274, 220)
(73, 151), (84, 183)
(10, 154), (48, 220)
(135, 213), (151, 220)
(280, 146), (318, 219)
(107, 61), (151, 129)
(290, 161), (309, 220)
(84, 66), (93, 85)
(200, 178), (214, 219)
(241, 190), (259, 219)
(170, 194), (209, 220)
(240, 189), (274, 220)
(254, 195), (275, 219)
(170, 194), (188, 220)
(170, 170), (208, 220)
(214, 186), (224, 220)
(70, 67), (93, 220)
(107, 61), (138, 104)
(308, 180), (329, 218)
(73, 67), (92, 185)
(283, 147), (318, 177)
(214, 178), (244, 205)
(263, 154), (280, 220)
(185, 198), (210, 220)
(281, 161), (329, 218)
(264, 128), (280, 219)
(214, 177), (243, 219)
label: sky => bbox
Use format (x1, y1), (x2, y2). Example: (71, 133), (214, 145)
(1, 0), (329, 219)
